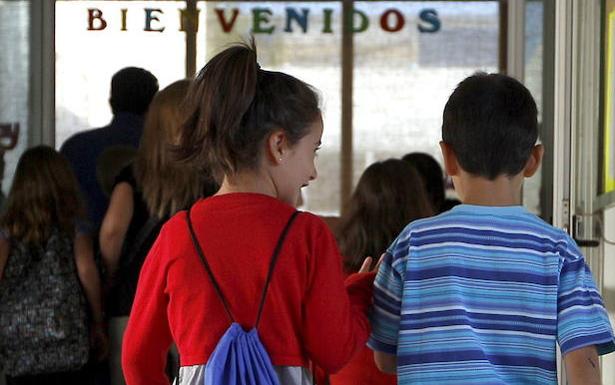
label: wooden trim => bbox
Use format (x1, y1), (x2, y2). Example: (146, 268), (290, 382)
(185, 0), (197, 78)
(340, 0), (353, 214)
(30, 0), (56, 147)
(499, 0), (507, 74)
(505, 0), (525, 80)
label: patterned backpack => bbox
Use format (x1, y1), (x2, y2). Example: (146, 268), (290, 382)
(0, 229), (89, 376)
(185, 208), (299, 385)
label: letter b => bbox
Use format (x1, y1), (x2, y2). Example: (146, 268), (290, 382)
(87, 8), (107, 31)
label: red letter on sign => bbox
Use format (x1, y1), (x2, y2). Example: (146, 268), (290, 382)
(87, 8), (107, 31)
(215, 8), (239, 33)
(380, 9), (404, 32)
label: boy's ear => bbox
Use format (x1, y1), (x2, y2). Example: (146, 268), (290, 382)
(267, 130), (287, 165)
(523, 144), (544, 177)
(439, 141), (459, 176)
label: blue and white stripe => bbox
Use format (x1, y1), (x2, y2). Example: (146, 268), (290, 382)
(369, 204), (615, 385)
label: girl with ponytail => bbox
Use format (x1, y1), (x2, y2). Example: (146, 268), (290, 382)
(122, 42), (376, 385)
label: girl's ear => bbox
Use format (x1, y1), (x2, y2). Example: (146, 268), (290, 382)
(267, 130), (288, 165)
(439, 141), (459, 176)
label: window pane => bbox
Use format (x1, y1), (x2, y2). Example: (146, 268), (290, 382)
(196, 2), (342, 215)
(0, 0), (29, 199)
(523, 0), (544, 215)
(55, 1), (186, 147)
(353, 1), (499, 189)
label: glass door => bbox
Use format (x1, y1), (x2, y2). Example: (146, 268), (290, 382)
(0, 0), (30, 203)
(545, 0), (615, 383)
(563, 0), (615, 383)
(597, 1), (615, 382)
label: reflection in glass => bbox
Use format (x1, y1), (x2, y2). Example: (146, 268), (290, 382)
(523, 0), (543, 215)
(353, 1), (499, 191)
(197, 2), (343, 215)
(55, 1), (186, 147)
(0, 0), (29, 197)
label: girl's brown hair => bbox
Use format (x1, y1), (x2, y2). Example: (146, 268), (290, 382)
(0, 146), (85, 245)
(337, 159), (434, 273)
(135, 79), (216, 218)
(175, 40), (320, 180)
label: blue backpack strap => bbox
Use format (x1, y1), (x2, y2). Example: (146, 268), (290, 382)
(186, 207), (300, 328)
(255, 210), (300, 328)
(186, 207), (236, 323)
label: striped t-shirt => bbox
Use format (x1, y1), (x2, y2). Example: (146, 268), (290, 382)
(368, 204), (615, 385)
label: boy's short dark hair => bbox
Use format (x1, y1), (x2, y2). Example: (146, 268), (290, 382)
(442, 72), (538, 180)
(110, 67), (159, 116)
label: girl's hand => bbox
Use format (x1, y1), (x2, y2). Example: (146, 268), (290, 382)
(358, 253), (386, 274)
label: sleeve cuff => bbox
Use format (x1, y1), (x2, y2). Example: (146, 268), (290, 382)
(560, 333), (615, 356)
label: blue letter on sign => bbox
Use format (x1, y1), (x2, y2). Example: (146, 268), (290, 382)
(418, 9), (440, 33)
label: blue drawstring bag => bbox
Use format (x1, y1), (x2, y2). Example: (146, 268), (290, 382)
(186, 209), (299, 385)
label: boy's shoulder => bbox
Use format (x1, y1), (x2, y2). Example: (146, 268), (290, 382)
(402, 204), (577, 252)
(409, 204), (552, 229)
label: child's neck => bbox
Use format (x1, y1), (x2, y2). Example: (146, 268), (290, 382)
(456, 172), (524, 207)
(216, 171), (277, 198)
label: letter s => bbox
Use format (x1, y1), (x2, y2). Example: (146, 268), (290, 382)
(418, 9), (440, 33)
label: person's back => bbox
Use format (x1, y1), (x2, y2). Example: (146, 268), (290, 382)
(369, 73), (615, 385)
(328, 159), (433, 385)
(127, 194), (368, 381)
(0, 146), (106, 385)
(379, 204), (614, 384)
(60, 67), (159, 229)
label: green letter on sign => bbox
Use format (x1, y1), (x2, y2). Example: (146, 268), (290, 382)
(253, 8), (275, 34)
(352, 9), (369, 33)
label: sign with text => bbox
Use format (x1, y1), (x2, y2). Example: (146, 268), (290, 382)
(86, 5), (441, 34)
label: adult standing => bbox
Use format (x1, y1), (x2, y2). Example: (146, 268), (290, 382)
(60, 67), (159, 230)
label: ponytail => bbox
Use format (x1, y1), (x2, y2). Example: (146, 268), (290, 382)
(175, 40), (320, 181)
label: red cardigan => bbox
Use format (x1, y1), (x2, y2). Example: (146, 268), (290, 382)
(122, 193), (374, 385)
(327, 273), (396, 385)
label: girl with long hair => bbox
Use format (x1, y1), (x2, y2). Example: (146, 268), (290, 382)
(121, 42), (375, 385)
(329, 158), (434, 385)
(0, 146), (106, 385)
(99, 79), (216, 385)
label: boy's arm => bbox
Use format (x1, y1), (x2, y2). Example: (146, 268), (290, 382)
(564, 345), (601, 385)
(374, 351), (397, 374)
(556, 236), (615, 359)
(367, 231), (408, 374)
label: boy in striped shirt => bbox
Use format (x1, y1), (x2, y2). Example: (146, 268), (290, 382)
(369, 73), (615, 385)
